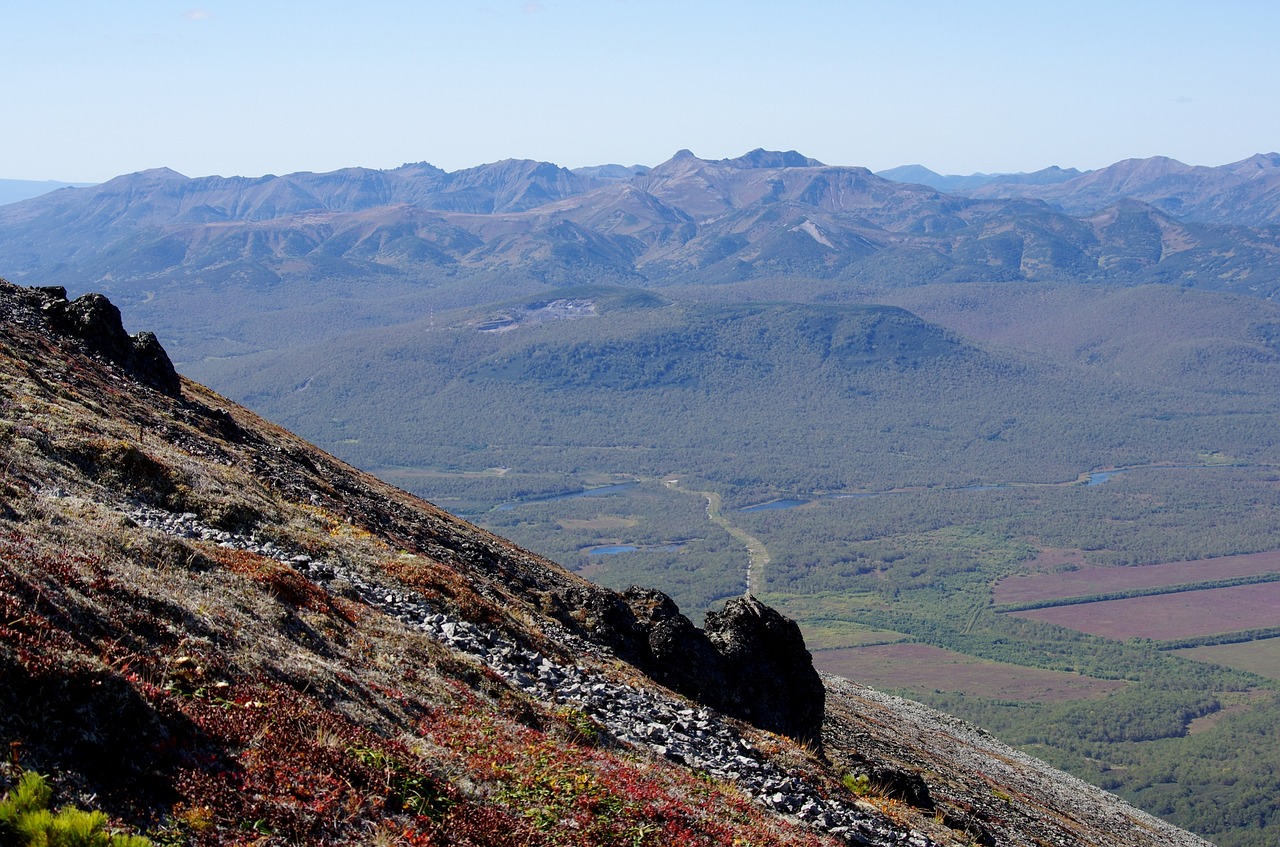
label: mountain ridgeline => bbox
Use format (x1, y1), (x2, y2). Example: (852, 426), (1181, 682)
(879, 152), (1280, 226)
(4, 149), (1280, 311)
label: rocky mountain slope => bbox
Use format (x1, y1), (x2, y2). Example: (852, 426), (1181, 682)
(4, 150), (1280, 312)
(0, 278), (1215, 846)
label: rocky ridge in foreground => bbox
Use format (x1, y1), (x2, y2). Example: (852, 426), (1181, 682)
(0, 279), (1211, 846)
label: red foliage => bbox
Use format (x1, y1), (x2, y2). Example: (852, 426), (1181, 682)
(0, 531), (115, 662)
(382, 556), (504, 626)
(211, 548), (353, 621)
(0, 533), (834, 846)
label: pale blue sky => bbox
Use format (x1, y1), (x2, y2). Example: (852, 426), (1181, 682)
(3, 1), (1277, 181)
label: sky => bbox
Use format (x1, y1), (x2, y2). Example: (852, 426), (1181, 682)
(3, 1), (1278, 182)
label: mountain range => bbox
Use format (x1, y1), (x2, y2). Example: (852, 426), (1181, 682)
(878, 152), (1280, 226)
(5, 147), (1280, 846)
(4, 149), (1280, 314)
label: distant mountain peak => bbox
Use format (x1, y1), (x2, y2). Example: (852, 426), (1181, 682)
(877, 164), (1081, 192)
(137, 166), (187, 178)
(876, 164), (944, 182)
(727, 149), (826, 169)
(1231, 151), (1280, 171)
(571, 163), (652, 181)
(1108, 154), (1188, 172)
(648, 149), (710, 178)
(391, 160), (447, 177)
(112, 166), (189, 183)
(649, 148), (825, 179)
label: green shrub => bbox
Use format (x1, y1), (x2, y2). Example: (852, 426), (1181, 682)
(0, 771), (151, 847)
(842, 772), (873, 797)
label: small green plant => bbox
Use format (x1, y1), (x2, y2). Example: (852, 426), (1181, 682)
(348, 746), (453, 819)
(842, 772), (873, 797)
(555, 707), (602, 745)
(0, 771), (151, 846)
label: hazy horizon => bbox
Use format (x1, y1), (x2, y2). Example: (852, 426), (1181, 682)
(3, 1), (1277, 183)
(6, 146), (1279, 192)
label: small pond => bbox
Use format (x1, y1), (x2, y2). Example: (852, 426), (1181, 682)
(495, 481), (640, 511)
(587, 543), (684, 556)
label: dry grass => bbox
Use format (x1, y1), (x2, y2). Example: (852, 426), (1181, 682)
(995, 550), (1280, 605)
(1014, 582), (1280, 641)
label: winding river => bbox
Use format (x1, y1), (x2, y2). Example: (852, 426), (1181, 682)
(482, 463), (1260, 594)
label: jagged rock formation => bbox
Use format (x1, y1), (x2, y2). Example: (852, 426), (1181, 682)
(0, 280), (1214, 847)
(703, 595), (826, 746)
(556, 587), (825, 746)
(16, 285), (180, 396)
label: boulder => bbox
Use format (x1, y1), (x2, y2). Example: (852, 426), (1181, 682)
(703, 595), (826, 747)
(559, 586), (825, 747)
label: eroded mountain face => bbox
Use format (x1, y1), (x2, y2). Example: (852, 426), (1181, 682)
(0, 279), (1211, 846)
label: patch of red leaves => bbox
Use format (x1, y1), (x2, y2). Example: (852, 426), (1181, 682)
(1, 535), (835, 847)
(211, 548), (353, 622)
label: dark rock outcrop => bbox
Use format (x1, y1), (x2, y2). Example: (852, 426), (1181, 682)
(844, 760), (935, 811)
(703, 595), (827, 747)
(559, 586), (825, 747)
(622, 586), (732, 704)
(21, 285), (180, 396)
